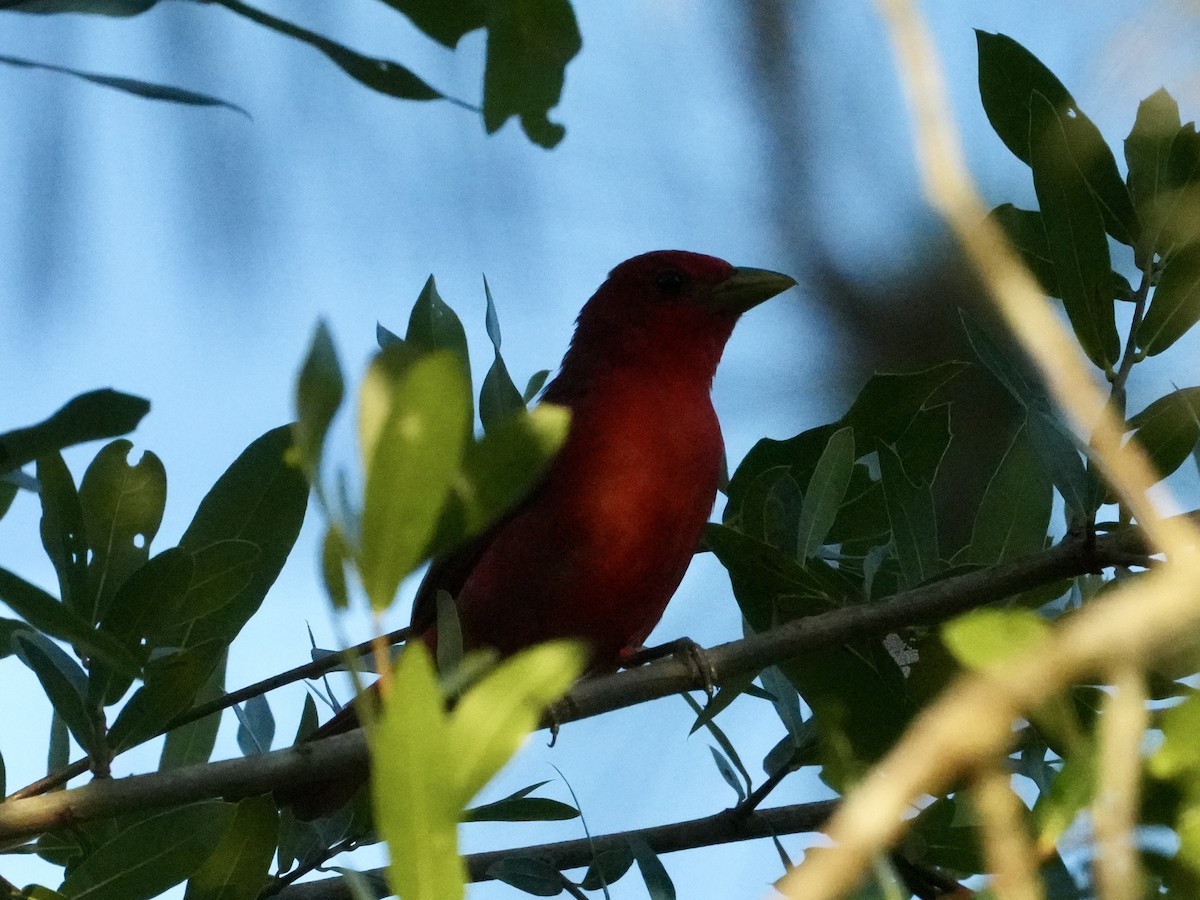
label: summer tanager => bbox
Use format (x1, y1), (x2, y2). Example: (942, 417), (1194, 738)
(303, 250), (794, 795)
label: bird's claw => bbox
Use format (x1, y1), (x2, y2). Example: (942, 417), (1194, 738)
(620, 637), (716, 697)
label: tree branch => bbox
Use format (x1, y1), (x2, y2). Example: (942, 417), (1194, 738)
(0, 523), (1155, 842)
(271, 799), (840, 900)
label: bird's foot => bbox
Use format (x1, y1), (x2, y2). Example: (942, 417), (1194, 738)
(620, 638), (716, 697)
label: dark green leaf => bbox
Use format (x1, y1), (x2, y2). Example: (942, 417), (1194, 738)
(1029, 91), (1119, 369)
(100, 547), (193, 647)
(0, 53), (248, 116)
(405, 276), (473, 419)
(293, 692), (319, 744)
(233, 695), (274, 756)
(0, 616), (33, 660)
(358, 348), (471, 610)
(293, 319), (344, 481)
(679, 691), (752, 796)
(173, 540), (260, 625)
(79, 440), (167, 622)
(966, 420), (1052, 565)
(12, 632), (102, 758)
(580, 847), (634, 891)
(321, 526), (351, 609)
(841, 363), (967, 446)
(182, 795), (278, 900)
(977, 31), (1138, 246)
(36, 452), (87, 613)
(376, 322), (402, 349)
(796, 426), (854, 561)
(0, 389), (148, 477)
(627, 834), (675, 900)
(159, 662), (225, 770)
(372, 0), (484, 48)
(486, 857), (563, 896)
(1138, 244), (1200, 354)
(523, 369), (550, 403)
(219, 0), (445, 102)
(108, 640), (226, 751)
(480, 278), (527, 432)
(171, 425), (308, 648)
(0, 567), (140, 677)
(2, 1), (156, 15)
(709, 746), (745, 801)
(905, 796), (985, 875)
(481, 0), (580, 147)
(877, 442), (939, 589)
(60, 801), (235, 900)
(760, 664), (809, 748)
(1125, 88), (1182, 260)
(0, 477), (17, 521)
(988, 204), (1060, 297)
(1128, 387), (1200, 480)
(465, 794), (578, 823)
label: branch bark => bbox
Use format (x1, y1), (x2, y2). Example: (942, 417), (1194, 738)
(0, 524), (1153, 842)
(271, 799), (840, 899)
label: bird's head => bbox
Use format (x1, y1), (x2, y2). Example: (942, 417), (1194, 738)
(557, 250), (796, 389)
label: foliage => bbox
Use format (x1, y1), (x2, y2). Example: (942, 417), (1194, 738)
(2, 19), (1200, 900)
(0, 0), (580, 148)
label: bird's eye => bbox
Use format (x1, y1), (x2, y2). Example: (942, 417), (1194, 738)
(655, 270), (685, 296)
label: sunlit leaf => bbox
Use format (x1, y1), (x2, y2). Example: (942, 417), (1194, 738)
(942, 608), (1050, 671)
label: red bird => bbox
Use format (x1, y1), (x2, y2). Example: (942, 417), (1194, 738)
(308, 251), (794, 755)
(409, 250), (796, 669)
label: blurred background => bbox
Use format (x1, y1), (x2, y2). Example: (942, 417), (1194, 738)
(1, 1), (1197, 896)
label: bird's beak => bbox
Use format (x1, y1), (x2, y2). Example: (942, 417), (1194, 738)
(707, 266), (797, 315)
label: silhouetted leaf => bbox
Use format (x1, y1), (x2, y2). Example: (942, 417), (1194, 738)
(796, 427), (854, 561)
(487, 857), (563, 896)
(2, 0), (156, 15)
(1138, 245), (1200, 354)
(12, 631), (102, 758)
(989, 204), (1060, 297)
(1128, 387), (1200, 481)
(580, 847), (634, 891)
(0, 53), (249, 116)
(293, 320), (344, 481)
(79, 440), (167, 622)
(233, 694), (275, 756)
(1125, 88), (1182, 260)
(877, 442), (939, 589)
(0, 389), (148, 476)
(482, 0), (580, 147)
(1029, 91), (1119, 369)
(37, 452), (87, 613)
(480, 277), (526, 432)
(465, 784), (578, 823)
(108, 640), (226, 751)
(627, 834), (675, 900)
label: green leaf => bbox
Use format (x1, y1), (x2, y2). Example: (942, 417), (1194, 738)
(481, 0), (580, 148)
(1125, 88), (1182, 260)
(107, 640), (226, 752)
(59, 801), (235, 900)
(976, 31), (1138, 246)
(12, 632), (102, 759)
(0, 53), (249, 116)
(447, 640), (585, 803)
(580, 847), (634, 891)
(371, 1), (484, 48)
(942, 608), (1050, 671)
(438, 403), (569, 549)
(877, 442), (939, 589)
(0, 477), (17, 521)
(1033, 737), (1096, 848)
(99, 547), (194, 647)
(47, 711), (69, 776)
(37, 452), (88, 613)
(523, 369), (550, 403)
(183, 795), (278, 900)
(465, 790), (578, 823)
(1150, 689), (1200, 779)
(966, 420), (1052, 565)
(840, 363), (967, 446)
(0, 567), (140, 678)
(0, 389), (149, 477)
(1029, 91), (1119, 369)
(159, 662), (225, 770)
(233, 695), (274, 756)
(171, 425), (308, 648)
(486, 857), (563, 896)
(405, 275), (473, 434)
(0, 616), (34, 659)
(78, 440), (167, 622)
(321, 526), (351, 609)
(479, 277), (527, 433)
(627, 834), (675, 900)
(1157, 124), (1200, 255)
(292, 319), (344, 481)
(219, 0), (446, 102)
(358, 348), (471, 610)
(1128, 387), (1200, 481)
(988, 204), (1060, 297)
(1138, 244), (1200, 354)
(372, 643), (463, 900)
(796, 427), (854, 561)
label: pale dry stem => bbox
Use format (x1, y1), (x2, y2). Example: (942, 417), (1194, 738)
(972, 764), (1044, 900)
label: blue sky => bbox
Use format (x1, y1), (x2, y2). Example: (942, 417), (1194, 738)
(1, 2), (1197, 897)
